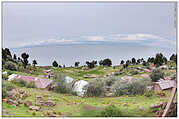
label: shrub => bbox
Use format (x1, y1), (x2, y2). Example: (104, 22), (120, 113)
(144, 90), (154, 97)
(100, 104), (121, 117)
(171, 73), (176, 80)
(26, 81), (36, 88)
(53, 73), (72, 94)
(4, 61), (17, 71)
(83, 79), (106, 97)
(2, 81), (15, 98)
(104, 77), (118, 86)
(12, 79), (27, 87)
(130, 70), (138, 75)
(2, 74), (8, 80)
(150, 69), (164, 82)
(112, 78), (151, 96)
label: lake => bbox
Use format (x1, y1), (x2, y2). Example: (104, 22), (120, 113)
(10, 44), (176, 67)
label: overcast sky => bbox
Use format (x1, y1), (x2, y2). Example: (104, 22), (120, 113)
(2, 2), (177, 48)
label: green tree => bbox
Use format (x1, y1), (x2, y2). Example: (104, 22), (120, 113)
(75, 62), (80, 67)
(154, 53), (164, 67)
(150, 69), (164, 82)
(21, 53), (29, 68)
(52, 60), (58, 67)
(86, 60), (97, 69)
(120, 60), (124, 65)
(132, 58), (136, 65)
(13, 54), (17, 60)
(32, 60), (37, 66)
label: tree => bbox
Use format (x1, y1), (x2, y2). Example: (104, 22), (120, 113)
(137, 59), (141, 64)
(21, 53), (29, 68)
(52, 61), (58, 67)
(120, 60), (124, 65)
(86, 60), (97, 69)
(17, 57), (21, 62)
(163, 56), (168, 64)
(32, 60), (37, 67)
(75, 62), (80, 67)
(2, 48), (12, 61)
(99, 60), (103, 66)
(100, 58), (112, 67)
(132, 58), (136, 65)
(154, 53), (164, 67)
(170, 54), (177, 64)
(13, 54), (17, 60)
(150, 69), (164, 82)
(126, 60), (131, 66)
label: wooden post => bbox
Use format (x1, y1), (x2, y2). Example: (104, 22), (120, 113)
(162, 80), (177, 117)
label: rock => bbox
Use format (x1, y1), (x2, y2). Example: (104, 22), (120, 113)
(73, 80), (89, 97)
(18, 99), (23, 104)
(139, 106), (143, 111)
(6, 99), (19, 106)
(105, 93), (113, 97)
(2, 109), (8, 114)
(44, 99), (55, 106)
(65, 76), (74, 83)
(121, 103), (127, 106)
(19, 89), (25, 94)
(29, 106), (40, 111)
(83, 74), (97, 78)
(150, 103), (163, 109)
(35, 96), (43, 106)
(24, 101), (32, 107)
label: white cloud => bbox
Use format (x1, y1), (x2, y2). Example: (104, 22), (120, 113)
(15, 33), (175, 48)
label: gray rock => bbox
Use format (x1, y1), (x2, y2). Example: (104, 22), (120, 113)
(139, 106), (143, 111)
(29, 106), (40, 111)
(44, 99), (55, 106)
(121, 103), (127, 106)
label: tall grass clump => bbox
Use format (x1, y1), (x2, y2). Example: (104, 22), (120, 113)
(53, 73), (73, 94)
(111, 78), (151, 96)
(83, 79), (106, 97)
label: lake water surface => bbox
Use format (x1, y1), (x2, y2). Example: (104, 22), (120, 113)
(11, 44), (176, 66)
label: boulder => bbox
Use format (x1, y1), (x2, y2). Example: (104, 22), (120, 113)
(65, 76), (74, 84)
(24, 101), (32, 107)
(44, 99), (56, 106)
(139, 106), (143, 111)
(29, 106), (40, 111)
(6, 99), (18, 106)
(73, 80), (88, 97)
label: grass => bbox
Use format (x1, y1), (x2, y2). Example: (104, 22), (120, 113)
(2, 85), (176, 117)
(2, 62), (177, 117)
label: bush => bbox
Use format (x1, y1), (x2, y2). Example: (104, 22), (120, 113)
(2, 81), (15, 98)
(171, 73), (176, 80)
(112, 78), (151, 96)
(26, 81), (36, 88)
(104, 77), (118, 86)
(83, 79), (106, 97)
(130, 70), (138, 75)
(4, 61), (17, 71)
(150, 69), (164, 82)
(53, 73), (72, 94)
(144, 90), (154, 97)
(2, 74), (8, 80)
(100, 104), (121, 117)
(12, 79), (27, 87)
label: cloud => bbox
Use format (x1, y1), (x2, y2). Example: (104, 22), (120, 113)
(14, 33), (175, 48)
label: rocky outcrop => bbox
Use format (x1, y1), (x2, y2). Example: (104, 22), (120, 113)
(29, 106), (40, 111)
